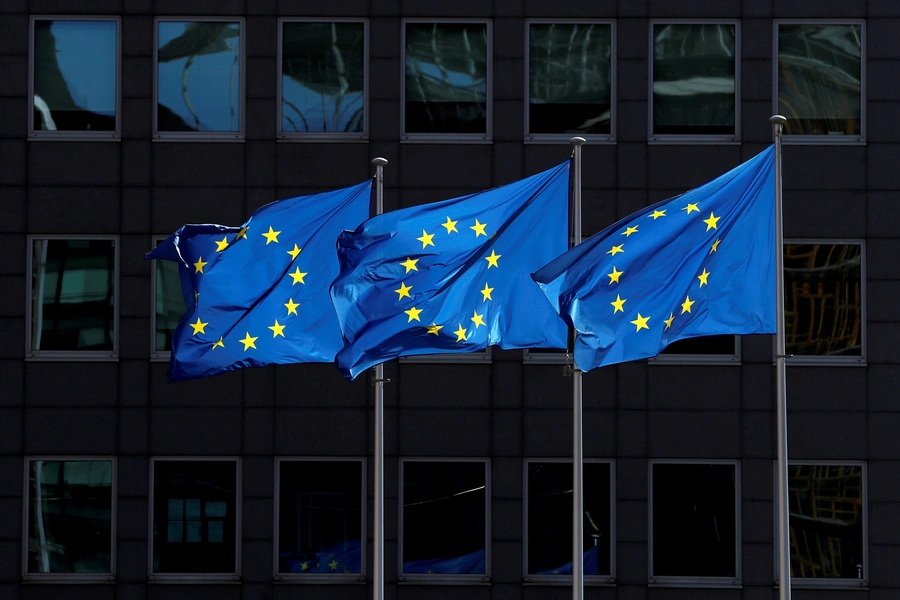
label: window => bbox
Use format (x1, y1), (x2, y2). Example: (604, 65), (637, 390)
(278, 19), (367, 140)
(150, 459), (240, 581)
(27, 237), (118, 360)
(784, 241), (865, 364)
(524, 460), (614, 583)
(650, 21), (739, 142)
(400, 459), (489, 582)
(526, 21), (615, 141)
(29, 17), (120, 139)
(275, 459), (365, 582)
(649, 460), (740, 586)
(402, 20), (491, 141)
(649, 335), (740, 365)
(154, 18), (244, 139)
(150, 236), (186, 359)
(775, 21), (864, 143)
(23, 459), (115, 582)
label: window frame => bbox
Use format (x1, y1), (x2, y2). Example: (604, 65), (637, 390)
(400, 18), (493, 143)
(648, 19), (741, 145)
(399, 346), (492, 365)
(148, 457), (242, 583)
(150, 235), (175, 362)
(522, 458), (616, 585)
(152, 16), (246, 142)
(21, 456), (117, 583)
(28, 15), (122, 141)
(398, 457), (491, 584)
(773, 19), (866, 145)
(273, 457), (367, 584)
(523, 19), (617, 144)
(25, 235), (120, 362)
(782, 239), (866, 366)
(648, 459), (742, 588)
(648, 335), (741, 366)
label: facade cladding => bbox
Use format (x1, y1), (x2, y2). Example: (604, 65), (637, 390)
(0, 1), (898, 599)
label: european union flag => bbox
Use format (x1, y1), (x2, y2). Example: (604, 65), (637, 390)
(532, 146), (776, 372)
(330, 162), (571, 380)
(145, 181), (372, 382)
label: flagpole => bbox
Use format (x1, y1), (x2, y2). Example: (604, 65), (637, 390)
(569, 136), (585, 600)
(371, 156), (388, 600)
(769, 115), (791, 600)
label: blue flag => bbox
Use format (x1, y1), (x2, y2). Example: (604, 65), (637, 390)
(330, 162), (571, 380)
(145, 181), (372, 382)
(532, 146), (776, 372)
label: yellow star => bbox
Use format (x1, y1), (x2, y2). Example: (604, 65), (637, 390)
(607, 244), (624, 256)
(189, 317), (208, 335)
(630, 313), (650, 332)
(215, 236), (229, 252)
(470, 219), (487, 237)
(193, 256), (207, 273)
(442, 217), (458, 233)
(454, 324), (468, 342)
(649, 209), (666, 220)
(485, 249), (501, 268)
(236, 226), (248, 239)
(239, 332), (257, 351)
(284, 298), (300, 315)
(664, 313), (675, 330)
(681, 295), (695, 314)
(480, 282), (493, 301)
(262, 226), (281, 245)
(698, 268), (710, 287)
(607, 266), (623, 284)
(417, 230), (435, 249)
(394, 281), (413, 300)
(289, 267), (307, 285)
(400, 257), (418, 273)
(212, 336), (225, 349)
(682, 202), (699, 215)
(426, 323), (443, 335)
(710, 238), (721, 254)
(404, 306), (422, 322)
(703, 212), (720, 231)
(329, 560), (339, 571)
(471, 310), (485, 328)
(621, 225), (639, 237)
(287, 244), (301, 260)
(611, 294), (626, 314)
(300, 562), (309, 571)
(269, 319), (285, 338)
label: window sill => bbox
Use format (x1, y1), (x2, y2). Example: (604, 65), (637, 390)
(524, 576), (616, 586)
(648, 137), (741, 145)
(781, 357), (866, 367)
(26, 353), (118, 362)
(648, 355), (740, 366)
(398, 576), (490, 585)
(277, 135), (369, 143)
(153, 134), (244, 142)
(525, 135), (615, 145)
(775, 580), (868, 589)
(23, 575), (115, 584)
(782, 136), (865, 145)
(648, 578), (741, 589)
(401, 135), (492, 144)
(149, 574), (240, 584)
(29, 133), (121, 142)
(274, 575), (366, 584)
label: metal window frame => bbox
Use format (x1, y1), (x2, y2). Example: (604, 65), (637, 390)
(647, 19), (741, 145)
(522, 458), (616, 585)
(773, 19), (866, 145)
(150, 235), (173, 361)
(25, 235), (120, 361)
(772, 460), (868, 589)
(276, 18), (369, 142)
(648, 459), (742, 588)
(399, 346), (493, 365)
(648, 335), (741, 366)
(273, 457), (368, 584)
(400, 18), (493, 144)
(28, 15), (122, 141)
(148, 457), (242, 583)
(523, 19), (617, 144)
(21, 456), (118, 583)
(398, 457), (491, 584)
(152, 17), (246, 142)
(781, 238), (866, 366)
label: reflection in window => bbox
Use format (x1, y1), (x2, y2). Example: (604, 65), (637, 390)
(156, 21), (242, 133)
(30, 239), (116, 352)
(777, 24), (862, 137)
(528, 23), (612, 136)
(152, 461), (237, 574)
(155, 256), (184, 353)
(402, 461), (486, 576)
(652, 23), (736, 136)
(32, 19), (117, 133)
(788, 464), (865, 580)
(526, 461), (611, 577)
(404, 22), (488, 135)
(278, 460), (363, 575)
(281, 21), (365, 134)
(651, 462), (738, 579)
(784, 243), (862, 358)
(26, 460), (113, 575)
(660, 335), (736, 356)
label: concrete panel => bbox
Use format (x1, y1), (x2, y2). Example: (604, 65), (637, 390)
(617, 57), (648, 102)
(584, 409), (617, 457)
(273, 362), (367, 408)
(868, 365), (900, 412)
(647, 145), (744, 191)
(398, 408), (490, 456)
(25, 362), (118, 406)
(245, 17), (276, 58)
(523, 409), (570, 456)
(0, 98), (27, 138)
(783, 367), (867, 411)
(397, 363), (491, 408)
(616, 410), (647, 457)
(150, 187), (245, 235)
(28, 144), (121, 186)
(868, 192), (900, 239)
(617, 98), (648, 142)
(867, 459), (900, 502)
(369, 17), (400, 59)
(274, 407), (367, 455)
(742, 19), (773, 59)
(122, 141), (151, 187)
(494, 58), (522, 101)
(0, 13), (27, 55)
(122, 15), (152, 55)
(523, 365), (570, 409)
(616, 361), (648, 409)
(152, 144), (245, 187)
(495, 99), (526, 142)
(490, 360), (523, 408)
(22, 586), (116, 600)
(649, 0), (740, 17)
(615, 541), (646, 585)
(0, 497), (20, 539)
(27, 187), (120, 233)
(121, 56), (151, 99)
(149, 407), (242, 455)
(647, 410), (741, 457)
(787, 411), (866, 459)
(492, 497), (522, 542)
(772, 0), (866, 17)
(869, 413), (900, 459)
(243, 408), (273, 455)
(743, 411), (774, 458)
(867, 102), (900, 143)
(617, 498), (646, 543)
(24, 408), (116, 454)
(868, 543), (900, 587)
(0, 275), (22, 317)
(741, 541), (775, 586)
(742, 500), (773, 544)
(493, 408), (523, 456)
(241, 497), (272, 541)
(782, 190), (865, 238)
(116, 496), (148, 541)
(119, 408), (149, 454)
(117, 455), (149, 498)
(868, 60), (900, 103)
(245, 141), (276, 189)
(399, 144), (493, 190)
(0, 456), (22, 498)
(245, 98), (276, 140)
(153, 0), (244, 14)
(242, 456), (273, 499)
(241, 539), (272, 582)
(741, 458), (774, 502)
(868, 142), (900, 190)
(115, 543), (148, 584)
(0, 56), (26, 97)
(149, 366), (242, 407)
(0, 541), (18, 581)
(121, 98), (152, 139)
(0, 360), (23, 408)
(491, 456), (523, 500)
(122, 187), (151, 233)
(0, 187), (25, 232)
(868, 321), (900, 364)
(648, 366), (741, 410)
(276, 142), (371, 188)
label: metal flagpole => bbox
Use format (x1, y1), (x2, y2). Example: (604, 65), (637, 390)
(769, 116), (791, 600)
(569, 136), (585, 600)
(371, 157), (388, 600)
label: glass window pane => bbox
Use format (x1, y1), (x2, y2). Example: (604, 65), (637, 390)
(155, 256), (184, 352)
(405, 23), (487, 134)
(157, 21), (242, 133)
(167, 521), (183, 542)
(208, 521), (224, 543)
(278, 461), (363, 574)
(528, 23), (611, 135)
(402, 461), (486, 575)
(281, 21), (365, 134)
(526, 462), (611, 576)
(167, 498), (183, 519)
(778, 24), (862, 136)
(31, 239), (116, 352)
(652, 23), (736, 135)
(652, 463), (737, 578)
(32, 20), (117, 132)
(27, 460), (113, 574)
(784, 243), (862, 357)
(660, 334), (735, 356)
(186, 521), (202, 543)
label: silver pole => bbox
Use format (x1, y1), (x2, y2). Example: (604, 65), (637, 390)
(569, 136), (585, 600)
(769, 116), (791, 600)
(371, 156), (388, 600)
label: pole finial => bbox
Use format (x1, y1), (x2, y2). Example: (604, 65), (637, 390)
(569, 137), (586, 146)
(371, 157), (388, 167)
(769, 115), (787, 125)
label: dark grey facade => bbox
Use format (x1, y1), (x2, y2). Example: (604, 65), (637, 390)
(1, 1), (898, 600)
